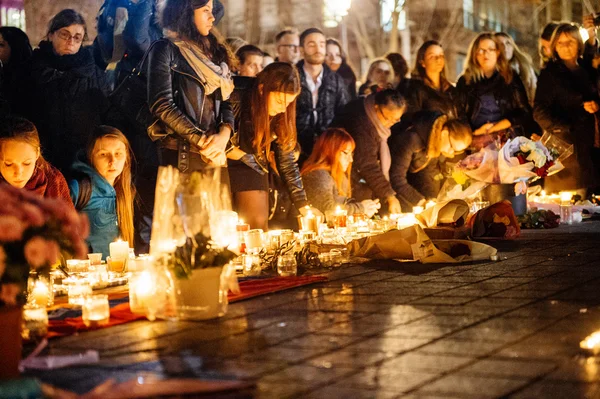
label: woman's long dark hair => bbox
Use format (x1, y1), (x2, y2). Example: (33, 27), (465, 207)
(0, 27), (32, 68)
(250, 62), (301, 155)
(160, 0), (231, 66)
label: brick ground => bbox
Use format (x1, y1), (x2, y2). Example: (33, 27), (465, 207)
(25, 222), (600, 398)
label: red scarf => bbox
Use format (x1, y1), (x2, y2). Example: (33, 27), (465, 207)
(22, 164), (74, 208)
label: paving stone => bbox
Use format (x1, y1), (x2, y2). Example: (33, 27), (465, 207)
(413, 374), (531, 398)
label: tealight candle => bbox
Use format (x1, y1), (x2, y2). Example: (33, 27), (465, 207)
(82, 294), (110, 328)
(559, 191), (573, 225)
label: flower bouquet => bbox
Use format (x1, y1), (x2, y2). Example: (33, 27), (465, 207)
(0, 183), (89, 307)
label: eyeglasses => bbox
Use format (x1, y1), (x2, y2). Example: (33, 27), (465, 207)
(476, 48), (497, 56)
(56, 30), (84, 43)
(279, 44), (299, 52)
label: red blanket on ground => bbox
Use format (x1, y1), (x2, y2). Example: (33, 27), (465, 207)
(47, 275), (327, 338)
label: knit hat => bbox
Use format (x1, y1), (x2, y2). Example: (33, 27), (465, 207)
(191, 0), (225, 25)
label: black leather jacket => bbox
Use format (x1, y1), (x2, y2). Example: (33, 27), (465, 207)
(295, 61), (349, 158)
(229, 77), (309, 209)
(147, 39), (234, 153)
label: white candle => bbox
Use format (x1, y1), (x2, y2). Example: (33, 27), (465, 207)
(82, 295), (110, 327)
(109, 239), (129, 260)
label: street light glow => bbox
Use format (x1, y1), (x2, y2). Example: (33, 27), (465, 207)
(324, 0), (352, 28)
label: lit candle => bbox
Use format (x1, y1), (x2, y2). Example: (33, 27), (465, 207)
(581, 331), (600, 355)
(245, 229), (264, 252)
(109, 239), (129, 261)
(560, 191), (573, 205)
(540, 190), (546, 198)
(236, 219), (250, 232)
(412, 206), (424, 215)
(30, 280), (50, 307)
(82, 294), (110, 328)
(130, 271), (154, 314)
(300, 210), (318, 233)
(397, 213), (418, 230)
(334, 206), (347, 228)
(66, 278), (92, 306)
(426, 201), (436, 209)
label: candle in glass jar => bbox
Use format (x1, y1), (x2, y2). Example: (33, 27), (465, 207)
(559, 191), (573, 205)
(300, 210), (318, 233)
(82, 294), (110, 327)
(130, 271), (154, 314)
(334, 206), (347, 228)
(245, 229), (264, 252)
(30, 280), (50, 307)
(109, 239), (129, 260)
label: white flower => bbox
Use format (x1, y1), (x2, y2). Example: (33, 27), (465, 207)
(519, 140), (538, 154)
(526, 149), (547, 168)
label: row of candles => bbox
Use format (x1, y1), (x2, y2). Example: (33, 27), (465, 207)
(532, 191), (583, 224)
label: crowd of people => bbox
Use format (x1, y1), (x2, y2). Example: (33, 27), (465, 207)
(1, 0), (600, 256)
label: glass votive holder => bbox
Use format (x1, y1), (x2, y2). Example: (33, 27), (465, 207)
(280, 230), (295, 246)
(66, 278), (93, 306)
(82, 294), (110, 328)
(66, 259), (90, 274)
(243, 254), (262, 276)
(330, 249), (343, 267)
(268, 230), (282, 251)
(277, 254), (297, 277)
(318, 252), (333, 268)
(21, 305), (48, 341)
(299, 230), (316, 244)
(560, 204), (573, 225)
(106, 256), (127, 273)
(27, 273), (54, 307)
(245, 229), (264, 254)
(129, 270), (155, 314)
(87, 253), (103, 266)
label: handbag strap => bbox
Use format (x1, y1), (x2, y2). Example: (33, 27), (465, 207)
(131, 40), (160, 76)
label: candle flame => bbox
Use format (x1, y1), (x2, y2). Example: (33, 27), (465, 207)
(541, 190), (546, 197)
(581, 331), (600, 351)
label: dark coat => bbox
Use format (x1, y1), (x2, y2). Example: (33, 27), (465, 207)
(296, 61), (349, 159)
(331, 98), (396, 201)
(228, 78), (309, 209)
(335, 62), (357, 100)
(456, 71), (539, 137)
(147, 38), (234, 165)
(534, 60), (599, 191)
(0, 59), (32, 118)
(30, 41), (110, 172)
(389, 112), (448, 210)
(404, 78), (461, 120)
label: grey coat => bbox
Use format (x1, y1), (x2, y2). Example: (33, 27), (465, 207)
(302, 169), (364, 215)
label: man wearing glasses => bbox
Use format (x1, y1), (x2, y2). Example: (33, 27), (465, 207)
(274, 28), (300, 64)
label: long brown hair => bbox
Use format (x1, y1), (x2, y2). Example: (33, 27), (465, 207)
(86, 126), (135, 246)
(462, 32), (513, 85)
(301, 128), (355, 197)
(250, 62), (301, 154)
(412, 40), (451, 91)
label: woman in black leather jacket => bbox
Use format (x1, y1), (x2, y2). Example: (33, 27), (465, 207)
(147, 0), (234, 173)
(228, 62), (316, 230)
(456, 32), (539, 150)
(405, 41), (460, 120)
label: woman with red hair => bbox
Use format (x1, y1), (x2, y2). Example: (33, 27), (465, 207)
(301, 128), (380, 217)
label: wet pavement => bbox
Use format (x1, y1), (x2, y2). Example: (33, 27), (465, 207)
(26, 222), (600, 398)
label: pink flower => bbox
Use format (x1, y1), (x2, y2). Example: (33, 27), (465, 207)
(0, 215), (26, 242)
(46, 240), (60, 266)
(0, 246), (5, 280)
(24, 236), (49, 269)
(0, 283), (20, 306)
(20, 203), (46, 227)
